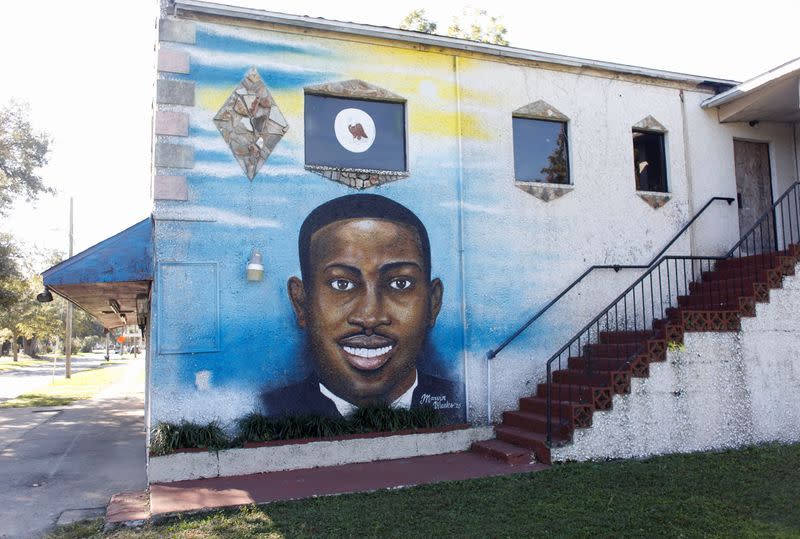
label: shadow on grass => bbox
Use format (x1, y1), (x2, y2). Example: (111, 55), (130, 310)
(0, 394), (82, 408)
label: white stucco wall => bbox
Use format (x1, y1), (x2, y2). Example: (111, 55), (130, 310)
(552, 262), (800, 462)
(150, 10), (799, 438)
(460, 67), (798, 423)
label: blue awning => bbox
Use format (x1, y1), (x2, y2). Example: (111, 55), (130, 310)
(42, 218), (153, 329)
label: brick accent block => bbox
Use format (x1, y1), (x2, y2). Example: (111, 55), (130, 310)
(154, 175), (189, 201)
(155, 111), (189, 137)
(155, 144), (194, 169)
(159, 19), (196, 44)
(158, 48), (190, 74)
(157, 80), (195, 106)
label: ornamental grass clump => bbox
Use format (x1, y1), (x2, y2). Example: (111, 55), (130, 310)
(151, 405), (443, 454)
(237, 404), (441, 442)
(150, 421), (229, 456)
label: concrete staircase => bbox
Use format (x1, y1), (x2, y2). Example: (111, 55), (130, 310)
(472, 245), (800, 465)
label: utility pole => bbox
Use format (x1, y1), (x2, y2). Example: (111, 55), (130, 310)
(65, 197), (73, 379)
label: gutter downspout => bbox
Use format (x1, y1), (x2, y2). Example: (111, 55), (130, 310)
(679, 90), (697, 255)
(454, 56), (473, 424)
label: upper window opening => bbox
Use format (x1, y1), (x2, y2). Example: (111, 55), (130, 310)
(304, 94), (406, 172)
(512, 117), (570, 184)
(633, 129), (667, 192)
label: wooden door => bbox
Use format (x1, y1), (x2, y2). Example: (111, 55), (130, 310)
(734, 140), (774, 253)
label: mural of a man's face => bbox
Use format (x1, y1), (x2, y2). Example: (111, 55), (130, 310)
(288, 217), (443, 406)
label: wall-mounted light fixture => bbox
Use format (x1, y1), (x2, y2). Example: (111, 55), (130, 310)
(246, 250), (264, 282)
(107, 299), (130, 324)
(109, 299), (122, 316)
(36, 287), (53, 303)
(136, 293), (149, 332)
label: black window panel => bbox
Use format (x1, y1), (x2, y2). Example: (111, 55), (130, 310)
(633, 130), (667, 192)
(512, 117), (569, 184)
(304, 94), (406, 171)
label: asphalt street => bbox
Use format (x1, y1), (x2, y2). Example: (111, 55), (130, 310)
(0, 358), (146, 539)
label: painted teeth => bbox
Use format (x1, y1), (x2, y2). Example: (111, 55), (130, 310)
(343, 345), (393, 358)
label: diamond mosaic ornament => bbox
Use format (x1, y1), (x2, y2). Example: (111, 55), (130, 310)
(213, 68), (289, 180)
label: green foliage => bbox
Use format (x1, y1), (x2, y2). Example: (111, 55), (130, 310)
(79, 335), (102, 352)
(0, 234), (22, 309)
(154, 405), (443, 455)
(667, 340), (686, 352)
(0, 394), (79, 408)
(241, 404), (441, 444)
(399, 7), (509, 45)
(0, 100), (52, 215)
(350, 403), (440, 432)
(539, 130), (569, 183)
(149, 421), (229, 456)
(44, 518), (103, 539)
(399, 9), (437, 33)
(446, 8), (509, 46)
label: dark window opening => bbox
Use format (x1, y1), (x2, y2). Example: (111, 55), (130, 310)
(512, 117), (569, 184)
(304, 94), (406, 172)
(633, 129), (667, 192)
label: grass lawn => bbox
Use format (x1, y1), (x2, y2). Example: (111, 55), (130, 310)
(0, 356), (52, 371)
(0, 360), (136, 408)
(48, 443), (800, 538)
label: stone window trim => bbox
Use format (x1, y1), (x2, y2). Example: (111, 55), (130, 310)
(304, 79), (407, 104)
(515, 181), (575, 202)
(512, 100), (569, 123)
(636, 190), (672, 210)
(512, 100), (572, 201)
(632, 115), (669, 203)
(303, 79), (410, 189)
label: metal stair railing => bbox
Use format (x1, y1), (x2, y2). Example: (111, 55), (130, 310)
(543, 182), (800, 445)
(487, 196), (734, 360)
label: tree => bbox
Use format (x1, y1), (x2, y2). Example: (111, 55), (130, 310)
(540, 131), (569, 184)
(400, 9), (438, 34)
(399, 7), (509, 46)
(0, 100), (52, 215)
(0, 274), (64, 360)
(0, 233), (22, 309)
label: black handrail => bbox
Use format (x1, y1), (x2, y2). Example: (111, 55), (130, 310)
(647, 197), (735, 265)
(726, 182), (799, 257)
(542, 182), (800, 446)
(487, 196), (734, 359)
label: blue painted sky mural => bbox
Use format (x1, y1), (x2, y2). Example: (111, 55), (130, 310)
(151, 20), (584, 425)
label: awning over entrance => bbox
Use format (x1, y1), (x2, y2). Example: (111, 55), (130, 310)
(701, 57), (800, 123)
(42, 218), (153, 329)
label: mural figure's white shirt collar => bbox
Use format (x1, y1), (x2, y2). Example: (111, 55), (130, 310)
(319, 371), (419, 417)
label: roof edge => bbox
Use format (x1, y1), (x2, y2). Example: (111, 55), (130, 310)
(41, 217), (152, 280)
(701, 56), (800, 110)
(172, 0), (739, 88)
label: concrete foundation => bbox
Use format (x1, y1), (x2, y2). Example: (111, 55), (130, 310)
(148, 426), (494, 483)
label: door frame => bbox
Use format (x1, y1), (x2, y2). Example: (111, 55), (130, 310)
(732, 137), (778, 251)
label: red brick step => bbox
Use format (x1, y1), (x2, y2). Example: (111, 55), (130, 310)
(471, 439), (534, 465)
(494, 425), (555, 464)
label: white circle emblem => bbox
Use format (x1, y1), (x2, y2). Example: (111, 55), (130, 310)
(334, 108), (376, 153)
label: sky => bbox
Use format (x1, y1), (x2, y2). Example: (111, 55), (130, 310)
(1, 0), (797, 268)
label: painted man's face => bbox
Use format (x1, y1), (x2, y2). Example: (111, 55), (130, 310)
(288, 218), (443, 406)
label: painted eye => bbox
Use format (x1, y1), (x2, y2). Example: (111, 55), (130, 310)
(389, 277), (413, 290)
(330, 279), (355, 291)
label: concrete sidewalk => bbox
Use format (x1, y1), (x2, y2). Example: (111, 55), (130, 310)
(0, 359), (146, 539)
(108, 450), (546, 525)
